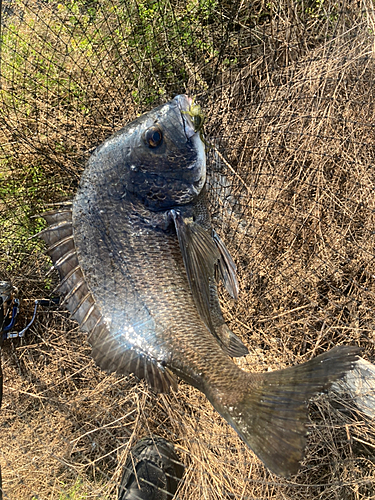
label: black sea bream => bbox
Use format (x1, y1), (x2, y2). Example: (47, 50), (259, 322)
(39, 95), (359, 476)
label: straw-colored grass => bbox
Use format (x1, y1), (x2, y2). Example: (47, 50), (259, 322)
(1, 1), (375, 498)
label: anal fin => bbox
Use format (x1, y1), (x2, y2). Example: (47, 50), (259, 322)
(89, 322), (178, 393)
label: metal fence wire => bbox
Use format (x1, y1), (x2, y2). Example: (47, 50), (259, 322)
(0, 0), (375, 498)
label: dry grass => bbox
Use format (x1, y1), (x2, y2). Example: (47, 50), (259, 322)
(1, 1), (375, 499)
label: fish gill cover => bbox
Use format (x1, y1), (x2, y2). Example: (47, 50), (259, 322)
(0, 0), (375, 499)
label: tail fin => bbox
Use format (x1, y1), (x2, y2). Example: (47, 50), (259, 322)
(213, 346), (360, 477)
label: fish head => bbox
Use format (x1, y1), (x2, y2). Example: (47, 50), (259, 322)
(85, 95), (206, 210)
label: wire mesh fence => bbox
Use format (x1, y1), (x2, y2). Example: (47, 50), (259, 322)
(1, 0), (375, 498)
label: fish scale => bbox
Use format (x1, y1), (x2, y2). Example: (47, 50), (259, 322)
(39, 94), (361, 477)
(74, 194), (222, 379)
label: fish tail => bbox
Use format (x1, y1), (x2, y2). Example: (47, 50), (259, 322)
(211, 345), (360, 477)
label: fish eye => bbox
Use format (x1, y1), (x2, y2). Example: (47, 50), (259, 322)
(144, 126), (163, 148)
(192, 115), (202, 132)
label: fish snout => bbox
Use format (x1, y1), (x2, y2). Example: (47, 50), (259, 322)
(175, 94), (196, 139)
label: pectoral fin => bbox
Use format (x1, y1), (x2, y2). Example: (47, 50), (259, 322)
(170, 210), (220, 332)
(213, 229), (239, 299)
(216, 323), (249, 357)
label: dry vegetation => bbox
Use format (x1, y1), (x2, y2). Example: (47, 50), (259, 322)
(0, 0), (375, 499)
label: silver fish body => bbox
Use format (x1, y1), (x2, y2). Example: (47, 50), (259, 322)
(39, 95), (360, 477)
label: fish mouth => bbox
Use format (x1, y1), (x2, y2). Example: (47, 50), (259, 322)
(174, 94), (196, 140)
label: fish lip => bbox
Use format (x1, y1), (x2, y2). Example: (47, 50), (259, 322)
(175, 94), (196, 140)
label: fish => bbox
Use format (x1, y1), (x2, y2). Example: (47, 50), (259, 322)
(38, 95), (360, 477)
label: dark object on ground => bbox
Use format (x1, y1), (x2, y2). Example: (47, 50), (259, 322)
(0, 280), (58, 404)
(0, 280), (15, 410)
(118, 437), (184, 500)
(0, 281), (15, 337)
